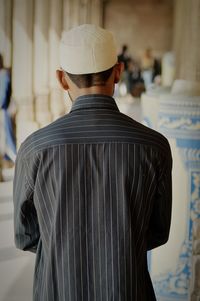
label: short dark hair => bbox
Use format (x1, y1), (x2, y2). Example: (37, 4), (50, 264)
(66, 66), (114, 88)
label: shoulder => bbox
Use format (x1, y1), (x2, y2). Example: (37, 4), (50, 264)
(17, 114), (68, 158)
(118, 111), (171, 153)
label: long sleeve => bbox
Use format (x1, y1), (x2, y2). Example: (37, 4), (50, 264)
(13, 147), (40, 253)
(147, 146), (173, 250)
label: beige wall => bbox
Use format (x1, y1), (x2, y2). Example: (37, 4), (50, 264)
(105, 0), (173, 59)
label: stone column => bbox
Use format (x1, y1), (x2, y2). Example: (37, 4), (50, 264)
(173, 0), (200, 82)
(179, 0), (200, 82)
(191, 219), (200, 300)
(12, 0), (38, 148)
(33, 0), (52, 127)
(63, 0), (103, 30)
(78, 0), (89, 25)
(0, 0), (12, 68)
(173, 1), (200, 299)
(172, 0), (186, 79)
(49, 0), (69, 120)
(78, 0), (103, 25)
(151, 87), (200, 301)
(89, 0), (103, 26)
(141, 1), (200, 298)
(63, 0), (80, 30)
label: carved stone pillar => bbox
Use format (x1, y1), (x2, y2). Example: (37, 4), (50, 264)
(180, 0), (200, 82)
(63, 0), (103, 30)
(172, 1), (200, 299)
(141, 0), (200, 299)
(34, 0), (52, 127)
(172, 0), (186, 79)
(173, 0), (200, 82)
(90, 0), (103, 26)
(142, 81), (200, 301)
(49, 0), (69, 120)
(63, 0), (80, 30)
(78, 0), (103, 26)
(12, 0), (38, 147)
(191, 219), (200, 300)
(0, 0), (12, 67)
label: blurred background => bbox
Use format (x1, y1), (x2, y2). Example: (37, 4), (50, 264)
(0, 0), (200, 300)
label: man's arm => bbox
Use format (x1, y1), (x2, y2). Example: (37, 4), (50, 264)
(13, 147), (40, 253)
(147, 145), (172, 250)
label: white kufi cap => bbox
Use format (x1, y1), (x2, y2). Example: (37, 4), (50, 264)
(59, 24), (118, 74)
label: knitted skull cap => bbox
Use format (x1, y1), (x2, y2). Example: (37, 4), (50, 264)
(59, 24), (118, 74)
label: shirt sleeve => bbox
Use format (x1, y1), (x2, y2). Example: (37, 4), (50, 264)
(147, 143), (173, 250)
(13, 146), (40, 253)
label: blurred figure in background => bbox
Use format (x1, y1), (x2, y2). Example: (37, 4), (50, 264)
(118, 44), (130, 71)
(0, 53), (16, 180)
(118, 44), (131, 95)
(141, 48), (154, 88)
(127, 59), (145, 97)
(141, 48), (162, 89)
(152, 58), (161, 83)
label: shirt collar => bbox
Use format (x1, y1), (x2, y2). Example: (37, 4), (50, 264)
(70, 94), (119, 113)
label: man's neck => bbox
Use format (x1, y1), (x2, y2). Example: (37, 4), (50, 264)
(70, 85), (114, 102)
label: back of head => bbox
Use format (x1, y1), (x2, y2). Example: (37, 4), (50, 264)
(59, 24), (118, 88)
(60, 24), (117, 75)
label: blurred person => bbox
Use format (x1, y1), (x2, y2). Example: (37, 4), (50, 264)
(141, 48), (154, 88)
(118, 45), (131, 94)
(127, 59), (145, 97)
(13, 24), (172, 301)
(0, 54), (16, 178)
(152, 58), (161, 82)
(118, 44), (130, 71)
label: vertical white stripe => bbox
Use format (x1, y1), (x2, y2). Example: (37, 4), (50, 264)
(84, 145), (90, 301)
(135, 146), (147, 249)
(78, 144), (84, 301)
(53, 147), (61, 300)
(47, 149), (56, 300)
(103, 143), (109, 301)
(128, 144), (133, 301)
(65, 145), (71, 301)
(109, 144), (115, 296)
(33, 252), (43, 300)
(115, 143), (121, 297)
(97, 145), (102, 301)
(72, 145), (78, 301)
(40, 252), (45, 300)
(59, 145), (65, 300)
(131, 146), (143, 215)
(130, 144), (136, 198)
(37, 178), (52, 235)
(41, 159), (54, 216)
(90, 145), (97, 301)
(34, 193), (49, 249)
(122, 144), (127, 300)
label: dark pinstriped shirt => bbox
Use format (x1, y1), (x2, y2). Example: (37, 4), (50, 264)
(13, 94), (172, 301)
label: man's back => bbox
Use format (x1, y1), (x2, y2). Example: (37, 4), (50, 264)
(14, 94), (172, 301)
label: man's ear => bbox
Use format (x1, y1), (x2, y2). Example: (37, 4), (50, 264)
(114, 62), (124, 84)
(56, 70), (69, 90)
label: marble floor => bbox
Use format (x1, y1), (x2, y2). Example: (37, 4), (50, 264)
(0, 95), (142, 301)
(0, 181), (35, 301)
